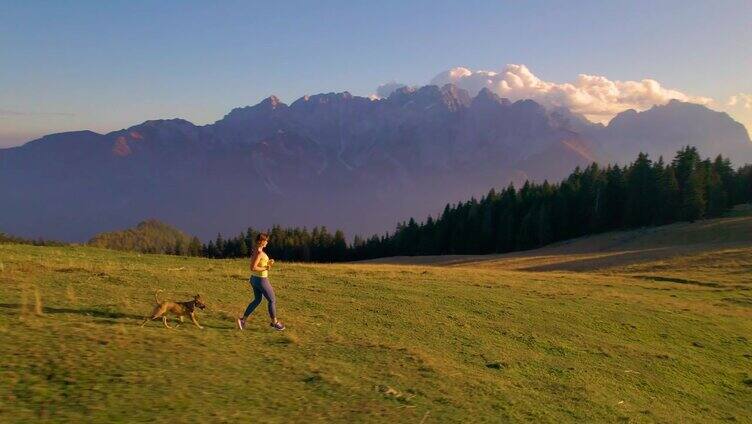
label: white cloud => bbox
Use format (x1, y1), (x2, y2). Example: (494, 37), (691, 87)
(427, 64), (714, 124)
(727, 93), (752, 109)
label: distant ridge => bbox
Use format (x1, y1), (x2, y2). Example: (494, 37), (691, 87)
(1, 85), (750, 242)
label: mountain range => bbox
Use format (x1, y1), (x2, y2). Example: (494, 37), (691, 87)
(2, 84), (751, 242)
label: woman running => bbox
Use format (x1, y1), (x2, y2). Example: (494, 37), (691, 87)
(237, 233), (285, 331)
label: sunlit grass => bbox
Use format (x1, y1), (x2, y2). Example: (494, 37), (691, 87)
(0, 239), (750, 422)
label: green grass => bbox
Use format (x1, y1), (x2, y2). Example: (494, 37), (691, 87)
(1, 242), (751, 423)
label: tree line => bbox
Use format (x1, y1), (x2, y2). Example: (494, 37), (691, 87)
(201, 225), (348, 262)
(15, 145), (743, 261)
(348, 146), (751, 260)
(0, 233), (67, 247)
(202, 146), (751, 262)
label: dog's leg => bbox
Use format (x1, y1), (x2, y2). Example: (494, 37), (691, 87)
(142, 305), (163, 327)
(175, 316), (184, 328)
(142, 314), (164, 327)
(162, 316), (173, 329)
(190, 312), (204, 329)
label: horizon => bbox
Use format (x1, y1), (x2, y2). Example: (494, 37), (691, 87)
(5, 88), (735, 143)
(1, 1), (751, 147)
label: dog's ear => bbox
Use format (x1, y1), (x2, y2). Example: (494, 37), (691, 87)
(194, 294), (201, 300)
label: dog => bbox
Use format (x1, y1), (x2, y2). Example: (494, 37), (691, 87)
(140, 290), (206, 329)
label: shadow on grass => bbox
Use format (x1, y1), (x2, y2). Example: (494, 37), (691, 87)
(631, 275), (722, 288)
(519, 248), (674, 272)
(0, 303), (234, 329)
(0, 303), (143, 319)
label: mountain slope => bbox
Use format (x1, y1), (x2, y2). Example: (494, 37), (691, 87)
(1, 87), (750, 242)
(595, 100), (752, 163)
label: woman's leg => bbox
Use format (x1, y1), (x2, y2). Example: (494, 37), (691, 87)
(258, 278), (277, 321)
(242, 278), (263, 319)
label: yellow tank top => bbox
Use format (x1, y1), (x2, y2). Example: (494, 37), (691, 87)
(253, 251), (269, 278)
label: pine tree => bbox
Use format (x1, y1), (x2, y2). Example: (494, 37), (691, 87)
(625, 152), (655, 227)
(660, 166), (681, 223)
(681, 169), (705, 222)
(537, 203), (553, 246)
(737, 165), (752, 203)
(205, 240), (217, 258)
(673, 146), (701, 191)
(238, 235), (249, 257)
(173, 238), (185, 256)
(188, 236), (202, 256)
(214, 233), (225, 259)
(713, 155), (735, 207)
(517, 207), (537, 249)
(602, 165), (627, 229)
(706, 169), (727, 217)
(333, 230), (347, 261)
(494, 185), (517, 252)
(480, 192), (496, 252)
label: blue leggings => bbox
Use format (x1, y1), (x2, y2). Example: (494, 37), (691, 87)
(243, 276), (277, 320)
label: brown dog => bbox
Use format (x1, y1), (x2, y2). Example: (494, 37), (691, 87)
(140, 290), (206, 329)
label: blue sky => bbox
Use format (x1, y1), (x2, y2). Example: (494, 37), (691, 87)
(1, 0), (750, 147)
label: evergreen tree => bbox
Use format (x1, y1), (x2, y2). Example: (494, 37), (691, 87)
(333, 230), (347, 261)
(244, 228), (257, 252)
(705, 168), (727, 217)
(238, 234), (249, 257)
(713, 155), (735, 207)
(173, 238), (185, 256)
(673, 146), (701, 191)
(517, 207), (537, 249)
(496, 192), (516, 253)
(659, 166), (681, 224)
(737, 165), (752, 203)
(537, 203), (553, 246)
(602, 165), (627, 228)
(188, 236), (202, 256)
(625, 153), (656, 226)
(214, 233), (225, 259)
(205, 240), (217, 258)
(681, 169), (705, 222)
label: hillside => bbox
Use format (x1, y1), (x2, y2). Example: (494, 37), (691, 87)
(88, 219), (199, 255)
(1, 233), (750, 421)
(362, 206), (752, 273)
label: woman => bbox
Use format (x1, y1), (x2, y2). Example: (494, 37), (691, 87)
(237, 233), (285, 331)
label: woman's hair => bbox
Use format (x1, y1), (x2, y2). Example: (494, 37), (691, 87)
(255, 233), (269, 244)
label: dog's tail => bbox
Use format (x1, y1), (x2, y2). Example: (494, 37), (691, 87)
(154, 289), (164, 305)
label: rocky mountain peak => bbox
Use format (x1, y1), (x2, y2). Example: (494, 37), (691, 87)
(439, 84), (471, 110)
(291, 91), (355, 108)
(385, 84), (471, 112)
(263, 95), (284, 108)
(3, 84), (750, 242)
(471, 87), (511, 109)
(217, 95), (288, 125)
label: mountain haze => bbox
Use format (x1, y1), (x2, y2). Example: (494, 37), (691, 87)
(1, 85), (750, 241)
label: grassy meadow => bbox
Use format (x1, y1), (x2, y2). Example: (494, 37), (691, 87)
(1, 214), (751, 422)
